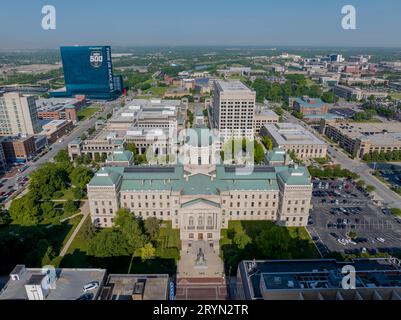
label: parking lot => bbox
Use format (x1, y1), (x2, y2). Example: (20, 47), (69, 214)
(308, 178), (401, 257)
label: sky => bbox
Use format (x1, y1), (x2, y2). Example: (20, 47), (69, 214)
(1, 0), (401, 49)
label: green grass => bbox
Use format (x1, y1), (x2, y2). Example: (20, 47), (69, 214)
(77, 106), (99, 120)
(143, 86), (167, 97)
(390, 93), (401, 100)
(0, 217), (81, 273)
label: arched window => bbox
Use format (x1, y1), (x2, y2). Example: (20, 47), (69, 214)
(189, 216), (194, 226)
(207, 216), (213, 226)
(198, 216), (203, 226)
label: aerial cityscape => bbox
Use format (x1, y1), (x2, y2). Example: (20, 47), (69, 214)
(1, 0), (401, 309)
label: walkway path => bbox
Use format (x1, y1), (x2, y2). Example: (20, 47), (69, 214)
(59, 200), (90, 257)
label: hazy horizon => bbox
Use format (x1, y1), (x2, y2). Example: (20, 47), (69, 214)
(1, 0), (401, 49)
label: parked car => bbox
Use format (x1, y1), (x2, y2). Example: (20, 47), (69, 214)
(83, 282), (99, 292)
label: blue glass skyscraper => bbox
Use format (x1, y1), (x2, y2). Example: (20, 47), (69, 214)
(51, 46), (123, 100)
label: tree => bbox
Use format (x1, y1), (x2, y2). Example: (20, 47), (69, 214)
(70, 166), (94, 189)
(261, 136), (273, 151)
(82, 220), (97, 241)
(29, 163), (70, 200)
(126, 142), (138, 155)
(233, 232), (251, 249)
(72, 187), (85, 200)
(255, 226), (292, 259)
(356, 180), (366, 189)
(82, 154), (91, 165)
(40, 202), (57, 221)
(54, 149), (70, 163)
(144, 217), (160, 241)
(63, 200), (78, 214)
(254, 141), (265, 164)
(366, 185), (376, 193)
(321, 92), (337, 103)
(139, 243), (156, 261)
(292, 111), (303, 119)
(80, 133), (87, 141)
(114, 209), (146, 253)
(0, 210), (11, 225)
(89, 229), (132, 257)
(9, 194), (41, 225)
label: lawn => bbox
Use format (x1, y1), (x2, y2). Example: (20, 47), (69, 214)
(143, 86), (167, 97)
(60, 217), (180, 275)
(0, 216), (81, 274)
(77, 106), (99, 120)
(219, 221), (320, 275)
(390, 93), (401, 100)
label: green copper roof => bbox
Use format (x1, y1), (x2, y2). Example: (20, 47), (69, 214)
(266, 148), (286, 162)
(276, 166), (311, 185)
(106, 150), (133, 163)
(88, 167), (122, 187)
(88, 164), (310, 192)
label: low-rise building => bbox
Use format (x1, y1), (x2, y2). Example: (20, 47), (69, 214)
(36, 96), (85, 124)
(333, 85), (389, 101)
(292, 96), (328, 116)
(1, 135), (36, 163)
(260, 123), (327, 160)
(236, 258), (401, 300)
(0, 265), (107, 300)
(0, 265), (171, 301)
(99, 274), (170, 300)
(40, 119), (73, 144)
(254, 107), (279, 133)
(320, 120), (401, 159)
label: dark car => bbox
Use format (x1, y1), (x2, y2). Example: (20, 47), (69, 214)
(77, 293), (94, 300)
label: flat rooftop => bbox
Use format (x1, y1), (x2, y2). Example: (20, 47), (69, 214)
(328, 121), (401, 144)
(101, 274), (169, 300)
(0, 267), (106, 300)
(215, 80), (253, 93)
(239, 258), (401, 299)
(264, 123), (326, 146)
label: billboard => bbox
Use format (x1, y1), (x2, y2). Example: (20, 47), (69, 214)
(60, 46), (118, 99)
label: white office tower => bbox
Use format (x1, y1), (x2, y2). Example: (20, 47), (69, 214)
(212, 80), (256, 141)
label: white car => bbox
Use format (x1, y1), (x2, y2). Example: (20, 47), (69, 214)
(83, 281), (99, 292)
(376, 237), (385, 243)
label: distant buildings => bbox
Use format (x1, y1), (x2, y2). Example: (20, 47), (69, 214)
(333, 85), (388, 101)
(68, 99), (184, 160)
(320, 120), (401, 159)
(261, 123), (327, 160)
(50, 46), (124, 100)
(212, 80), (256, 141)
(36, 96), (86, 124)
(292, 96), (328, 116)
(0, 92), (42, 136)
(236, 257), (401, 300)
(291, 96), (344, 123)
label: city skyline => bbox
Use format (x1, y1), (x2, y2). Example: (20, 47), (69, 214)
(1, 0), (401, 49)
